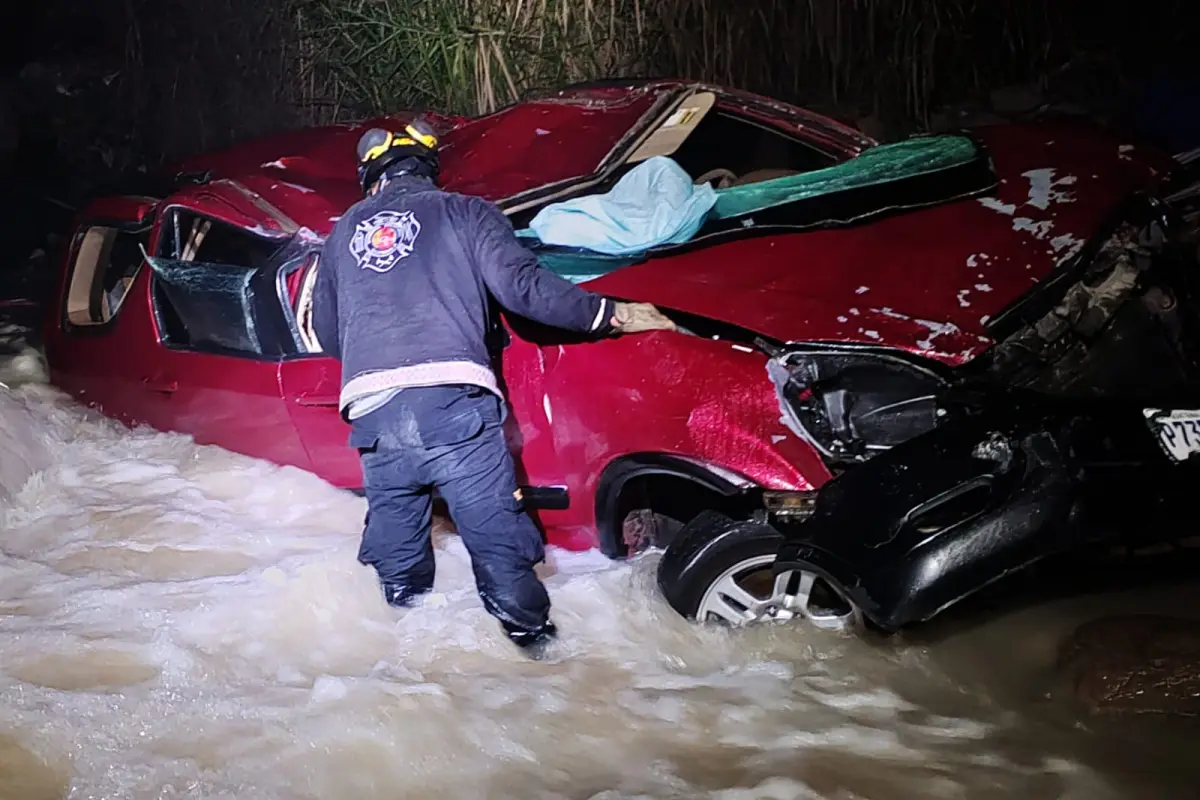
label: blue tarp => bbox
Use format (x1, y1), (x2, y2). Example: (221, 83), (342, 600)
(522, 156), (719, 256)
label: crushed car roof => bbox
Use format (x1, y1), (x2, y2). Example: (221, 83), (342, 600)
(154, 84), (1174, 366)
(161, 80), (873, 238)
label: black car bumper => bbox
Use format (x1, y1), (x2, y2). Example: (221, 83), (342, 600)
(771, 391), (1200, 633)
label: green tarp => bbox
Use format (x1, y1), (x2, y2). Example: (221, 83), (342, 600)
(518, 134), (984, 283)
(709, 134), (978, 219)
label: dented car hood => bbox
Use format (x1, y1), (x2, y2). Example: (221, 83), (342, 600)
(583, 122), (1173, 365)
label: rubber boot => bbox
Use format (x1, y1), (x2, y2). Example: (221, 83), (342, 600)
(502, 619), (559, 660)
(381, 581), (431, 609)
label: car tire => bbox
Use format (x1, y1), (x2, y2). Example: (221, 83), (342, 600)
(656, 509), (860, 630)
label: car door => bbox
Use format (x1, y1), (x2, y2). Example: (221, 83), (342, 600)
(130, 185), (313, 473)
(275, 254), (561, 498)
(43, 195), (167, 427)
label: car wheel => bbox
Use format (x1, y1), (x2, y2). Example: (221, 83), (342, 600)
(656, 510), (861, 630)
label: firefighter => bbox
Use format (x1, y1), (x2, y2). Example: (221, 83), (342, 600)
(311, 120), (676, 656)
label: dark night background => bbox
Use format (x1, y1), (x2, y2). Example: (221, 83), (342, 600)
(5, 3), (1200, 795)
(1, 1), (1198, 276)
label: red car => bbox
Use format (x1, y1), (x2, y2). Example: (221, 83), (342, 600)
(41, 80), (1197, 616)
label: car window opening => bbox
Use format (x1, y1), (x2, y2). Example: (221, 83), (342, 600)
(506, 100), (840, 230)
(149, 258), (262, 355)
(515, 132), (991, 284)
(622, 95), (840, 190)
(65, 224), (151, 327)
(667, 109), (840, 188)
(150, 209), (295, 357)
(158, 209), (286, 267)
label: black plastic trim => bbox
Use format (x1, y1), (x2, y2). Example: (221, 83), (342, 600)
(593, 453), (749, 559)
(522, 485), (570, 511)
(344, 485), (568, 511)
(770, 390), (1200, 633)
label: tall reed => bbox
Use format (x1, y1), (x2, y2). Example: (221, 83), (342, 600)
(38, 0), (1186, 179)
(294, 0), (656, 117)
(295, 0), (1073, 128)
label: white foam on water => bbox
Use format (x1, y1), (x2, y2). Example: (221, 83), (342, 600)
(0, 325), (1145, 799)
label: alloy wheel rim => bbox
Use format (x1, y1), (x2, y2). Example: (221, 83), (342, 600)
(696, 554), (860, 630)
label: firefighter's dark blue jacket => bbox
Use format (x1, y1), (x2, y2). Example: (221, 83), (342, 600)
(311, 173), (614, 419)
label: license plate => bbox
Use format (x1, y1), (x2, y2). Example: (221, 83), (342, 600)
(1143, 408), (1200, 462)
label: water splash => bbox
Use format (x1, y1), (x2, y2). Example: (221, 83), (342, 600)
(0, 324), (1181, 799)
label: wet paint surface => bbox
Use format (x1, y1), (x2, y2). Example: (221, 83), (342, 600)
(167, 87), (675, 235)
(163, 80), (872, 240)
(587, 122), (1169, 364)
(46, 90), (1174, 555)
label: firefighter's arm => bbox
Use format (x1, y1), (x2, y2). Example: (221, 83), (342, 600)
(468, 199), (675, 335)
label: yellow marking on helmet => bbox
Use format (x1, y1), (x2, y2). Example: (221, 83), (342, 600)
(360, 131), (395, 163)
(405, 124), (438, 149)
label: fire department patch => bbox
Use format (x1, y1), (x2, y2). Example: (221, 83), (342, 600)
(350, 210), (421, 273)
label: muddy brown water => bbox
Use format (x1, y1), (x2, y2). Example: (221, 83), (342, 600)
(3, 330), (1200, 799)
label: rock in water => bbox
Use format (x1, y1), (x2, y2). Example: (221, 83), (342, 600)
(1058, 614), (1200, 717)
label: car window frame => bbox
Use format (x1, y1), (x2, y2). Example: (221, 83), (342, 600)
(145, 204), (303, 361)
(495, 85), (689, 216)
(278, 249), (323, 354)
(59, 214), (156, 338)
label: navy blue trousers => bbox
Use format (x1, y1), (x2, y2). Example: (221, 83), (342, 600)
(349, 385), (551, 632)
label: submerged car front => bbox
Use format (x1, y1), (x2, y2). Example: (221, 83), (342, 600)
(567, 119), (1200, 628)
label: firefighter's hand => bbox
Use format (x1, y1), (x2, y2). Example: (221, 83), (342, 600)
(610, 301), (678, 334)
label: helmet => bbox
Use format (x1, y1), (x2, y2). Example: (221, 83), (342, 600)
(355, 118), (439, 193)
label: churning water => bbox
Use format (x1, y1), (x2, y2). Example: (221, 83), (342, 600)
(2, 320), (1199, 800)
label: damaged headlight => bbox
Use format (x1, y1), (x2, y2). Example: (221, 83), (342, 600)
(767, 346), (948, 463)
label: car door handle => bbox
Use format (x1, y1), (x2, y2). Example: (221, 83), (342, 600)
(142, 377), (178, 394)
